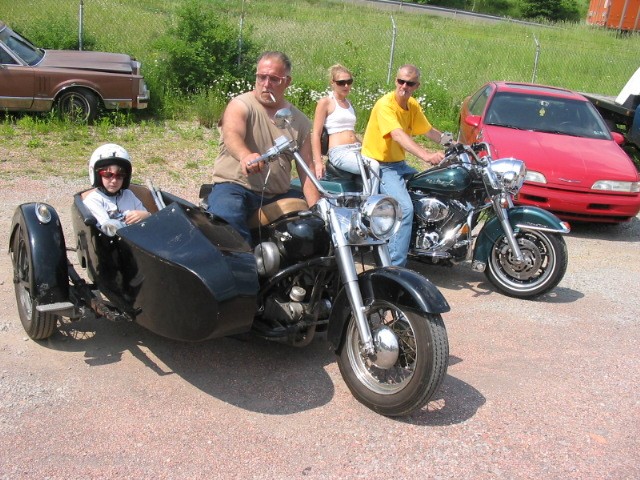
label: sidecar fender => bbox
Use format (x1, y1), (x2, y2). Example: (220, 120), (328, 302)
(474, 206), (570, 263)
(9, 203), (70, 305)
(326, 266), (450, 351)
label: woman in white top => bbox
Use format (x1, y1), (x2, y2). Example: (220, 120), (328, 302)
(311, 64), (379, 188)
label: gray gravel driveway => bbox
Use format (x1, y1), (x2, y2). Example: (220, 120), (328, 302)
(1, 179), (638, 479)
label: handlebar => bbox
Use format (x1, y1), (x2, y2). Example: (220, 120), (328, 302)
(246, 136), (295, 167)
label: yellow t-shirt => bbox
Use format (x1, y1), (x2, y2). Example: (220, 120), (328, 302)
(362, 91), (432, 162)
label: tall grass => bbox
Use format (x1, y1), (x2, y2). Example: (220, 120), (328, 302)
(1, 0), (639, 129)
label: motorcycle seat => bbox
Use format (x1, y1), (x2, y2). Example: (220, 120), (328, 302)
(248, 198), (309, 228)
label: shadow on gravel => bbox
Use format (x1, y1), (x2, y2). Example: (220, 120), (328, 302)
(400, 367), (486, 427)
(408, 260), (583, 304)
(567, 216), (639, 242)
(43, 316), (337, 415)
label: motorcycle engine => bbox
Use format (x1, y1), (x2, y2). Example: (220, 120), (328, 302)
(255, 211), (330, 276)
(414, 198), (449, 223)
(411, 192), (472, 252)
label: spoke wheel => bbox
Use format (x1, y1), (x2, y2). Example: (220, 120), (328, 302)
(486, 229), (568, 299)
(12, 227), (58, 340)
(337, 300), (448, 417)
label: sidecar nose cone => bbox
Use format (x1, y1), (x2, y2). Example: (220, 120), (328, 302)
(371, 326), (399, 370)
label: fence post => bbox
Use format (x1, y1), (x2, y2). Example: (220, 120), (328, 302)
(78, 0), (84, 51)
(387, 16), (397, 85)
(531, 35), (540, 83)
(238, 0), (246, 67)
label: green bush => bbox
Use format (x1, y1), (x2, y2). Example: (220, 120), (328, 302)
(12, 17), (96, 51)
(155, 0), (260, 95)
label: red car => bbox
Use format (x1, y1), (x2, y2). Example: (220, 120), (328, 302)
(459, 81), (640, 223)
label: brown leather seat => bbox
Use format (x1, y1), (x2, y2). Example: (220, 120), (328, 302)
(247, 198), (309, 229)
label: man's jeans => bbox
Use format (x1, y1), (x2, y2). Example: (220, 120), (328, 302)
(365, 158), (417, 267)
(207, 182), (303, 245)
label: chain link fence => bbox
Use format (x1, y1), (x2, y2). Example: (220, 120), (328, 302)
(2, 0), (638, 126)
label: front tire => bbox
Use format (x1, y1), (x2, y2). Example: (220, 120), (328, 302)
(486, 229), (568, 299)
(337, 300), (449, 417)
(56, 89), (99, 123)
(11, 226), (58, 340)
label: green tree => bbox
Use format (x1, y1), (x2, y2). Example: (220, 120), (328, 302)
(521, 0), (581, 22)
(156, 0), (259, 94)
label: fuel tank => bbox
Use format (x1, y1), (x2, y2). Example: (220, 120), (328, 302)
(408, 166), (472, 197)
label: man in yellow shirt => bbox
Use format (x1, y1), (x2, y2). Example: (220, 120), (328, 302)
(362, 64), (451, 266)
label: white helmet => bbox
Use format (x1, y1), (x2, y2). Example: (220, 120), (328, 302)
(89, 143), (132, 189)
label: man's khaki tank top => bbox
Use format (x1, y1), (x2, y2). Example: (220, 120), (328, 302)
(211, 92), (311, 196)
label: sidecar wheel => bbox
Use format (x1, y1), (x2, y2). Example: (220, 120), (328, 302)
(337, 301), (448, 417)
(486, 230), (568, 299)
(11, 226), (58, 340)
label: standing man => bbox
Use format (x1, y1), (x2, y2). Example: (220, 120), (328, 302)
(207, 51), (321, 245)
(361, 64), (451, 267)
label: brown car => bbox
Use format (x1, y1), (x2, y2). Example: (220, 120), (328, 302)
(0, 20), (150, 122)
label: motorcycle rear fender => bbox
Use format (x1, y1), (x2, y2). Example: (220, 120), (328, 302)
(474, 205), (569, 263)
(9, 203), (70, 305)
(326, 266), (450, 352)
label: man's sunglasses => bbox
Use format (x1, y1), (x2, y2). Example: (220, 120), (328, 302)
(396, 78), (418, 87)
(255, 73), (287, 85)
(99, 170), (125, 180)
(334, 78), (353, 86)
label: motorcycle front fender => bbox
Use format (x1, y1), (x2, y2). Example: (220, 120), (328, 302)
(9, 203), (70, 305)
(326, 266), (450, 352)
(474, 205), (569, 263)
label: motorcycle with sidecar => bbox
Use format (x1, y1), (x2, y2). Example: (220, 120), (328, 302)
(9, 109), (451, 417)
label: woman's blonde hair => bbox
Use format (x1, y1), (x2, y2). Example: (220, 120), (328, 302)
(328, 64), (352, 83)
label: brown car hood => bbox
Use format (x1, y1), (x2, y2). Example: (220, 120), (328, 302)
(39, 50), (134, 74)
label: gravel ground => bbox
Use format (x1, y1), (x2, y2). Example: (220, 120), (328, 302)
(1, 175), (639, 479)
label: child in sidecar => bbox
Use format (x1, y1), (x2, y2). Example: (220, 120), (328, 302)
(83, 143), (151, 235)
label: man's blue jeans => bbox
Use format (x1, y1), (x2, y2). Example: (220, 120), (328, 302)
(207, 182), (303, 245)
(371, 159), (417, 267)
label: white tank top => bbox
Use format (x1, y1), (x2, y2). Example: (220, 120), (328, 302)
(324, 94), (356, 134)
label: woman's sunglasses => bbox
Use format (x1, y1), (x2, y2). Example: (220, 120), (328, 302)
(396, 78), (418, 87)
(99, 170), (125, 180)
(334, 78), (353, 86)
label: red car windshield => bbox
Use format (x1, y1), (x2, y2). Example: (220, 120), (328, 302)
(486, 92), (611, 141)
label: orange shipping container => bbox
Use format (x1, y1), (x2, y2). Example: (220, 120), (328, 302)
(587, 0), (640, 31)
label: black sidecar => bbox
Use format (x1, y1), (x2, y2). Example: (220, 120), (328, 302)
(9, 185), (259, 341)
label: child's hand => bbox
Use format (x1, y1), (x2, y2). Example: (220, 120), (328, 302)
(124, 210), (151, 224)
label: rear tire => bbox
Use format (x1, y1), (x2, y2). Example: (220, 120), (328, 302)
(11, 226), (58, 340)
(56, 89), (99, 123)
(337, 300), (448, 417)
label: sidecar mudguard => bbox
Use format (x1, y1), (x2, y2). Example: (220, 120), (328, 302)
(473, 206), (570, 263)
(9, 203), (70, 306)
(326, 266), (450, 352)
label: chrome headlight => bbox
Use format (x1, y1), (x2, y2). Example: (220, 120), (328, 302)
(491, 158), (526, 194)
(360, 195), (401, 241)
(35, 203), (52, 224)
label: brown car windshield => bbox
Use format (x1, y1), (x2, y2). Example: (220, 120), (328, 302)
(0, 26), (44, 66)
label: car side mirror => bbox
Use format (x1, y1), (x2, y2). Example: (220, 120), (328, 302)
(464, 115), (482, 128)
(611, 132), (625, 145)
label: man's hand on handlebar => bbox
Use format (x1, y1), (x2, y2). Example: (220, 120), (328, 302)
(241, 153), (264, 176)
